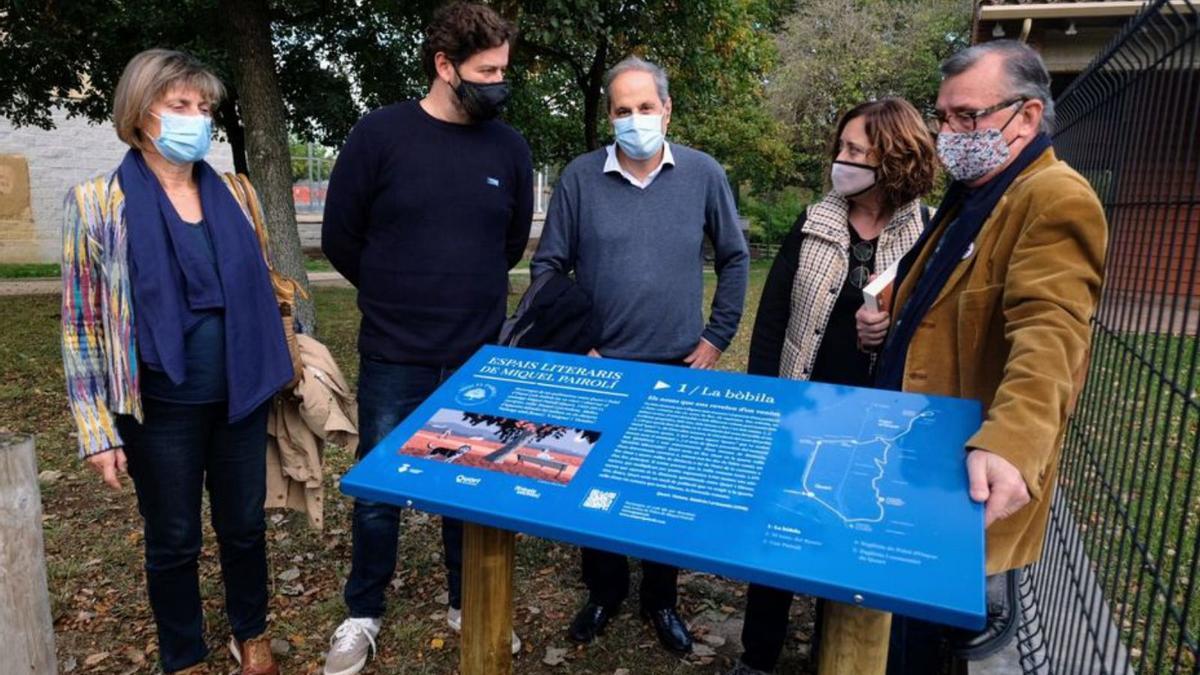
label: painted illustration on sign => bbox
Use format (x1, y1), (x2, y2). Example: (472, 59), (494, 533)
(396, 408), (600, 485)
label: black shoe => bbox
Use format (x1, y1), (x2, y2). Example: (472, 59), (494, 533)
(641, 607), (693, 654)
(568, 601), (619, 644)
(953, 568), (1022, 660)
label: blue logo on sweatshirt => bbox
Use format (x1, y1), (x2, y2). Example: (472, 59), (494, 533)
(486, 177), (501, 187)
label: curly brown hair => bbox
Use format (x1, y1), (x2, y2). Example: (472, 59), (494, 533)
(830, 97), (938, 209)
(421, 2), (517, 82)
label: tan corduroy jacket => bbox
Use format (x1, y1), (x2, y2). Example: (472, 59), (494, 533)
(892, 148), (1107, 573)
(266, 333), (359, 530)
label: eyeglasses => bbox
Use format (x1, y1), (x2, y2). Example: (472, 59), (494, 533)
(927, 97), (1027, 134)
(849, 240), (875, 289)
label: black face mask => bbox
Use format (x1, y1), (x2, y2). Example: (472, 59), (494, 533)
(453, 67), (511, 121)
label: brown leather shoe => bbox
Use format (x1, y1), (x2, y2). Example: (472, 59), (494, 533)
(229, 634), (280, 675)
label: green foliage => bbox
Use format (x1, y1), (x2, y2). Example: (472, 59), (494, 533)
(0, 1), (793, 192)
(508, 0), (797, 192)
(741, 187), (812, 246)
(658, 0), (796, 192)
(0, 1), (227, 129)
(271, 1), (440, 145)
(769, 0), (972, 189)
(0, 0), (439, 146)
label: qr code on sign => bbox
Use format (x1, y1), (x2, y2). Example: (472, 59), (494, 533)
(582, 489), (618, 512)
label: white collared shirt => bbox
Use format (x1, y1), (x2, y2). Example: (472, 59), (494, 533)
(603, 142), (675, 189)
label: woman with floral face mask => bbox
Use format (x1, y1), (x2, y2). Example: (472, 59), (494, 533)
(726, 97), (939, 675)
(60, 49), (290, 675)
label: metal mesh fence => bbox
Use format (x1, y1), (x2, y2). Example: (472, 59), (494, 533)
(1024, 2), (1200, 673)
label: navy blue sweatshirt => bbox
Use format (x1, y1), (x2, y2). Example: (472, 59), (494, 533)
(322, 101), (533, 366)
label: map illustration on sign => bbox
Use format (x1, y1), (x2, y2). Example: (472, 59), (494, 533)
(341, 346), (987, 629)
(797, 407), (935, 525)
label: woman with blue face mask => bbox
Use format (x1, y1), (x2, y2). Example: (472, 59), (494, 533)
(727, 98), (939, 675)
(60, 48), (291, 675)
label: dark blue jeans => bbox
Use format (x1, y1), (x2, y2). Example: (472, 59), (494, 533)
(116, 398), (270, 673)
(344, 358), (464, 618)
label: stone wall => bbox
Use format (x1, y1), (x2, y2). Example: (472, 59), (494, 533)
(0, 108), (234, 264)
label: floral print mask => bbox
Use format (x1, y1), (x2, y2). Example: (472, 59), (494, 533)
(937, 128), (1011, 183)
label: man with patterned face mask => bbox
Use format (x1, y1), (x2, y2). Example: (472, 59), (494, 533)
(858, 40), (1107, 671)
(532, 55), (749, 655)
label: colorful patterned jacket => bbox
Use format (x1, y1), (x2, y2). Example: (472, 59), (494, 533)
(61, 169), (266, 457)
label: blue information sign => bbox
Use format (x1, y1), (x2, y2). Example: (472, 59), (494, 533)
(341, 346), (986, 629)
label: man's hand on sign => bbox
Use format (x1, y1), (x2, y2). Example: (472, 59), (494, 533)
(856, 304), (890, 349)
(684, 338), (722, 370)
(587, 348), (602, 358)
(966, 449), (1031, 528)
(87, 447), (128, 490)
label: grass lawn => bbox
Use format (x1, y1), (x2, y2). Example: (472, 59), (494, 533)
(1, 268), (825, 674)
(305, 257), (335, 273)
(0, 262), (60, 278)
(1059, 331), (1200, 672)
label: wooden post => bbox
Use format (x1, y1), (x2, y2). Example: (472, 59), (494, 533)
(0, 434), (57, 675)
(460, 523), (515, 675)
(818, 601), (891, 675)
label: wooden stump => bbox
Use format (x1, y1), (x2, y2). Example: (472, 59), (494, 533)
(818, 601), (891, 675)
(0, 434), (57, 674)
(460, 523), (515, 675)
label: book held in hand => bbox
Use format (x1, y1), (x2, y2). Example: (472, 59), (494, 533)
(863, 258), (900, 313)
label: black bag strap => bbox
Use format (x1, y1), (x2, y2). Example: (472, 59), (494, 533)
(920, 204), (934, 230)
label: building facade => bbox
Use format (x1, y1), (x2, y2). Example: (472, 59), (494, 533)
(0, 107), (234, 264)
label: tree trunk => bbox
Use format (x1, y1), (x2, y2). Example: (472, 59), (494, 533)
(0, 434), (56, 675)
(218, 0), (316, 333)
(484, 430), (534, 463)
(217, 95), (249, 175)
(581, 38), (608, 151)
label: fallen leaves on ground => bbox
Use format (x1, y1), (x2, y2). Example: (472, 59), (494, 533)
(7, 283), (817, 674)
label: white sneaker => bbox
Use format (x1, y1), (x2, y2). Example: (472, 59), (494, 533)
(446, 607), (523, 654)
(323, 617), (381, 675)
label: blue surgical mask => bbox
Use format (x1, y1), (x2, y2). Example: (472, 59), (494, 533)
(613, 113), (665, 160)
(151, 111), (213, 164)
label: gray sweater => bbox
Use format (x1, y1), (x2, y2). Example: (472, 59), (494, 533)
(531, 144), (749, 361)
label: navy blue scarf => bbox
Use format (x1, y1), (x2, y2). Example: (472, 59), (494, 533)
(875, 133), (1053, 391)
(121, 150), (292, 421)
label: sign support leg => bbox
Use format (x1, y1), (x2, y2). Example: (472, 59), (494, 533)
(818, 602), (891, 675)
(460, 523), (515, 675)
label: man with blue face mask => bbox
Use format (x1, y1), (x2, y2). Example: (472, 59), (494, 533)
(853, 40), (1107, 673)
(532, 55), (750, 655)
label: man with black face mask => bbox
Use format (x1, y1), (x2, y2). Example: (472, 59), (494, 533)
(320, 3), (532, 673)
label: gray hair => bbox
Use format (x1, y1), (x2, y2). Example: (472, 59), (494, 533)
(603, 56), (670, 111)
(940, 40), (1055, 133)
